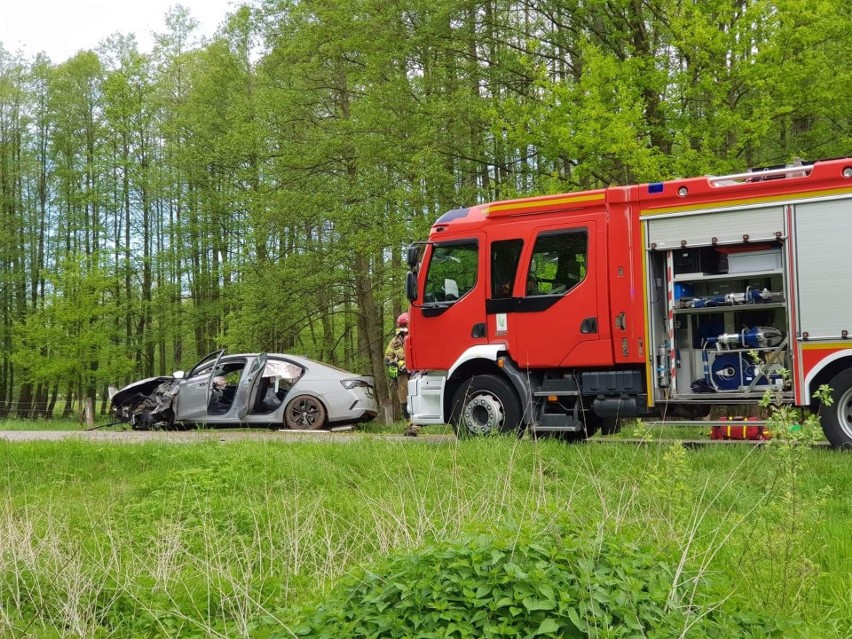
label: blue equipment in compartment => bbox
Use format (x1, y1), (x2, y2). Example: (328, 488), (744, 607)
(709, 352), (742, 392)
(700, 326), (784, 392)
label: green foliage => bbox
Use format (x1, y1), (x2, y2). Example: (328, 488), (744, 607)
(741, 376), (835, 613)
(288, 521), (781, 639)
(0, 438), (850, 637)
(11, 259), (136, 393)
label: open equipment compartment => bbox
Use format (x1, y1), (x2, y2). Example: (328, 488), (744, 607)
(644, 206), (792, 404)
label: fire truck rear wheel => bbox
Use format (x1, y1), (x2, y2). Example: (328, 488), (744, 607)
(450, 374), (521, 438)
(819, 369), (852, 448)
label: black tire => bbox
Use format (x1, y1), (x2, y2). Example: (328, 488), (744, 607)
(819, 369), (852, 449)
(450, 374), (522, 437)
(285, 395), (327, 430)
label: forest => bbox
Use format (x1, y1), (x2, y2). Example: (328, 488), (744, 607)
(0, 0), (849, 419)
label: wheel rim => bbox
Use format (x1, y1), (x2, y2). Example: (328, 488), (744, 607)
(289, 398), (321, 429)
(462, 393), (505, 435)
(838, 386), (852, 439)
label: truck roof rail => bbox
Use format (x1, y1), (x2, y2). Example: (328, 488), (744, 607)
(709, 158), (813, 185)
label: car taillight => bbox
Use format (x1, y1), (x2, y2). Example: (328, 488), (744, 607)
(341, 379), (369, 390)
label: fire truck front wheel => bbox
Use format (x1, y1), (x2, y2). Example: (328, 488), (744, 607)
(450, 374), (521, 438)
(820, 369), (852, 448)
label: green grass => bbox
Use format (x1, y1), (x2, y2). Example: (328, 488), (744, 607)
(0, 436), (849, 637)
(0, 418), (107, 431)
(0, 418), (441, 435)
(0, 417), (747, 440)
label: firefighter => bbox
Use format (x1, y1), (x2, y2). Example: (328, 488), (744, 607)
(385, 312), (418, 435)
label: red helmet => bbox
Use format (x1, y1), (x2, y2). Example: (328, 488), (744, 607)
(396, 312), (409, 328)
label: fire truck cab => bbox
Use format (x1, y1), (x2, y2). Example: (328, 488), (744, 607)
(404, 158), (852, 447)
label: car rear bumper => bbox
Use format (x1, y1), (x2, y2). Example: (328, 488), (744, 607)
(325, 391), (377, 425)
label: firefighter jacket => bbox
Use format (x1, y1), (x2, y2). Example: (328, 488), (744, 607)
(384, 331), (408, 374)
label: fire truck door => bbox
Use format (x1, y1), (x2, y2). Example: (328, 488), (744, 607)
(410, 236), (487, 370)
(509, 217), (609, 368)
(487, 238), (524, 343)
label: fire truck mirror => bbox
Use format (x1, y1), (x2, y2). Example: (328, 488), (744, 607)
(405, 270), (418, 302)
(406, 245), (420, 268)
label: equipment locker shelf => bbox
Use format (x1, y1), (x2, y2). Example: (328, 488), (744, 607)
(651, 244), (792, 402)
(674, 302), (787, 315)
(672, 269), (782, 283)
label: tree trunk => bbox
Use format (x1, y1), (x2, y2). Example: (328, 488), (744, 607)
(45, 385), (59, 419)
(61, 387), (75, 418)
(16, 383), (33, 418)
(353, 253), (392, 422)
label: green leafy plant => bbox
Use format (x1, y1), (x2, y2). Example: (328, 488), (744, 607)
(738, 369), (834, 613)
(628, 418), (653, 441)
(285, 522), (783, 639)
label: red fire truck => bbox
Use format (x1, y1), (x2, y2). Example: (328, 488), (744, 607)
(403, 157), (852, 447)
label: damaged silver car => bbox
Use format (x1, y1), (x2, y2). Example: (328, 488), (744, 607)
(109, 351), (377, 430)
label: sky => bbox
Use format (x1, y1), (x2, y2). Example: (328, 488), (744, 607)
(0, 0), (235, 63)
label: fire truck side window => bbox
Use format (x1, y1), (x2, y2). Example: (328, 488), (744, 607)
(526, 230), (588, 296)
(423, 241), (478, 303)
(490, 239), (523, 299)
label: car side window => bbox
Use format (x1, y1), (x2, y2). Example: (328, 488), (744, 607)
(221, 368), (243, 386)
(187, 350), (224, 378)
(190, 362), (215, 379)
(526, 230), (588, 296)
(266, 359), (305, 389)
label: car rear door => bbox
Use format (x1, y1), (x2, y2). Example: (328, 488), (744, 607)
(234, 353), (268, 419)
(174, 350), (224, 420)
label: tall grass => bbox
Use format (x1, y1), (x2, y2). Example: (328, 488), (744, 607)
(0, 438), (848, 637)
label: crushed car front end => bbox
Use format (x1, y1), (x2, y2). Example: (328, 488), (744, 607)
(109, 376), (180, 430)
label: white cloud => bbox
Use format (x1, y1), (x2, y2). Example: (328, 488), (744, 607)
(0, 0), (234, 62)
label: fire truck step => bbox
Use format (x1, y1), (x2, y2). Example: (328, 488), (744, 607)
(533, 390), (580, 397)
(530, 421), (583, 432)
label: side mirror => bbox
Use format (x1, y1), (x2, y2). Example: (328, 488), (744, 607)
(405, 270), (418, 302)
(173, 370), (185, 379)
(406, 245), (420, 269)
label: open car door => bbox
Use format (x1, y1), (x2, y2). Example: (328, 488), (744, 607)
(234, 353), (268, 419)
(174, 350), (225, 421)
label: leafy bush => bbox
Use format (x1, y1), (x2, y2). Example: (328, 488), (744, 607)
(286, 522), (783, 639)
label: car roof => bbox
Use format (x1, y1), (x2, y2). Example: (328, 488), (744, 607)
(220, 353), (313, 366)
(219, 353), (361, 376)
